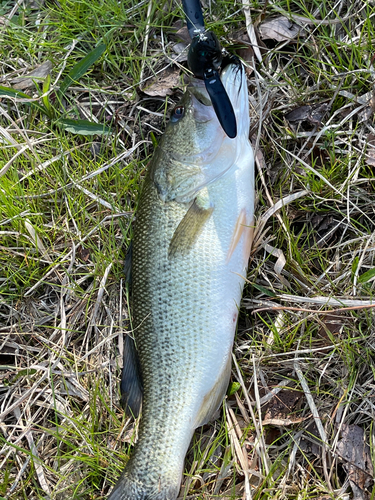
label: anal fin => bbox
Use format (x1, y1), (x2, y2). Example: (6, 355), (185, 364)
(194, 354), (232, 428)
(120, 333), (143, 418)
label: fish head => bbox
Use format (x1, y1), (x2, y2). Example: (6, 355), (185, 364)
(161, 81), (221, 159)
(150, 62), (250, 203)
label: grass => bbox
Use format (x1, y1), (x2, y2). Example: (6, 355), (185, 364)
(0, 0), (375, 498)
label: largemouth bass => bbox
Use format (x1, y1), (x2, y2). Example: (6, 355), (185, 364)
(109, 61), (254, 500)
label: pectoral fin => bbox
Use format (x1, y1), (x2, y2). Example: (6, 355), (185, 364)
(194, 354), (232, 428)
(169, 190), (213, 259)
(120, 334), (143, 418)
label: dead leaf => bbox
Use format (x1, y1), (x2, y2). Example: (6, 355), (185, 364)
(306, 103), (330, 124)
(77, 246), (90, 262)
(265, 427), (282, 445)
(259, 16), (305, 42)
(299, 421), (322, 457)
(230, 29), (251, 45)
(230, 30), (255, 70)
(310, 214), (341, 248)
(337, 424), (374, 500)
(11, 60), (53, 90)
(175, 26), (191, 44)
(366, 134), (375, 167)
(358, 91), (375, 123)
(285, 105), (311, 122)
(172, 42), (188, 63)
(263, 416), (307, 426)
(318, 312), (344, 339)
(263, 243), (286, 276)
(235, 46), (255, 69)
(141, 67), (181, 97)
(262, 389), (304, 426)
(285, 102), (330, 126)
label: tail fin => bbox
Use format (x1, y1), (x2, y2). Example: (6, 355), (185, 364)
(108, 471), (180, 500)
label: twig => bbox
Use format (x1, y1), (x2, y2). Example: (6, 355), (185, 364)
(225, 404), (252, 500)
(253, 303), (375, 314)
(139, 0), (153, 84)
(232, 354), (270, 476)
(253, 190), (309, 245)
(293, 357), (333, 492)
(353, 234), (374, 295)
(242, 0), (262, 62)
(53, 39), (78, 87)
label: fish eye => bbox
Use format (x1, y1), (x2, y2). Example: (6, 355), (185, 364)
(171, 106), (185, 122)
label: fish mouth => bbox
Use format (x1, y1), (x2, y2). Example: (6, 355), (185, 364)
(188, 60), (249, 135)
(221, 58), (245, 92)
(220, 61), (249, 136)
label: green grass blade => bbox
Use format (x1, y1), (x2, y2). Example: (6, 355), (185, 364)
(0, 85), (48, 115)
(58, 44), (106, 96)
(358, 268), (375, 284)
(57, 118), (112, 135)
(0, 86), (33, 100)
(42, 74), (52, 117)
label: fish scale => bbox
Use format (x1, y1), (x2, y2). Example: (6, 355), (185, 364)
(109, 63), (254, 500)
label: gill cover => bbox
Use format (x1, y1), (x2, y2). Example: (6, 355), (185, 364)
(150, 63), (247, 204)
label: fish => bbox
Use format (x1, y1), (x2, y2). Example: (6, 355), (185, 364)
(108, 60), (254, 500)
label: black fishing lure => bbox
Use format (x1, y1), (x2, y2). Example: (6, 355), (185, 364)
(182, 0), (237, 138)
